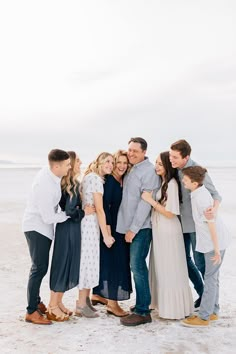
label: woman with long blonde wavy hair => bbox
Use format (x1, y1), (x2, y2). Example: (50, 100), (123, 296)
(46, 151), (95, 322)
(75, 152), (115, 318)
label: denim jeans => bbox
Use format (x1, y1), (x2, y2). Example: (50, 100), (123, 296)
(130, 228), (152, 315)
(199, 250), (225, 320)
(183, 232), (204, 297)
(25, 231), (52, 314)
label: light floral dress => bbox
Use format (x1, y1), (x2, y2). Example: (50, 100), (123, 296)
(78, 173), (103, 289)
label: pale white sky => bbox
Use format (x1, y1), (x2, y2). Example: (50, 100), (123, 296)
(0, 0), (235, 166)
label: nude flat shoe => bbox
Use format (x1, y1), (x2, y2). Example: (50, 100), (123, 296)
(74, 301), (99, 318)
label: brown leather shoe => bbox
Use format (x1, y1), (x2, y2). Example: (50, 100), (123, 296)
(107, 305), (129, 317)
(37, 302), (47, 315)
(91, 295), (108, 306)
(120, 313), (152, 326)
(25, 310), (52, 325)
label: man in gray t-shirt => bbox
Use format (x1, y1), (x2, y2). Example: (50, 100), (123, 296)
(169, 139), (221, 309)
(117, 137), (160, 326)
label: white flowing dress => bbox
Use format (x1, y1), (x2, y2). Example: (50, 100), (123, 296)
(149, 178), (194, 319)
(78, 173), (103, 289)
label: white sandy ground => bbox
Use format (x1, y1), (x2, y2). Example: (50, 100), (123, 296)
(0, 168), (235, 354)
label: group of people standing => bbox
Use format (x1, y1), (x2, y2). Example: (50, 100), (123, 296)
(22, 137), (231, 328)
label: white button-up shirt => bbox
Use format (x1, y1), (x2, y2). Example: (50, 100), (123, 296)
(22, 166), (68, 240)
(191, 185), (231, 253)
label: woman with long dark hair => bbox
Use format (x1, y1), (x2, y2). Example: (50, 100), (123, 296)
(142, 151), (193, 320)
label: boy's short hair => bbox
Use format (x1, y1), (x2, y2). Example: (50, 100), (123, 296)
(182, 166), (207, 185)
(128, 137), (147, 151)
(170, 139), (191, 158)
(48, 149), (70, 163)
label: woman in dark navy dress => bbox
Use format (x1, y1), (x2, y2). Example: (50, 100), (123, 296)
(47, 151), (95, 322)
(92, 150), (132, 317)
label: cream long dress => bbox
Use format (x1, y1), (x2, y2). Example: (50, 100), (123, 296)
(149, 178), (194, 319)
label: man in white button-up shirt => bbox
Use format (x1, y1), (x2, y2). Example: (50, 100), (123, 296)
(22, 149), (71, 325)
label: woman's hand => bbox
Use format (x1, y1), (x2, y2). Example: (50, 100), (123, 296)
(84, 204), (96, 215)
(141, 191), (153, 203)
(103, 235), (115, 248)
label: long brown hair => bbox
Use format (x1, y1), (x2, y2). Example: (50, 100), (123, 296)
(158, 151), (182, 204)
(61, 151), (80, 198)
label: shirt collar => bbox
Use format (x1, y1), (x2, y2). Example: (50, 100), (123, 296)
(179, 157), (193, 170)
(132, 156), (149, 168)
(191, 184), (205, 197)
(47, 166), (62, 184)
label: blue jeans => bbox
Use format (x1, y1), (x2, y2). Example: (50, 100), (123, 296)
(130, 228), (152, 315)
(183, 232), (204, 297)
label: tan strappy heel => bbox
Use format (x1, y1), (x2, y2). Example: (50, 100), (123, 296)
(58, 302), (73, 316)
(46, 305), (69, 322)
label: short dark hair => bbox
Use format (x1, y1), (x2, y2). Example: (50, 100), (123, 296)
(128, 137), (147, 151)
(48, 149), (70, 162)
(170, 139), (191, 158)
(182, 166), (207, 185)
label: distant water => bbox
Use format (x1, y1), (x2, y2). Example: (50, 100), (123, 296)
(0, 166), (235, 224)
(0, 167), (40, 204)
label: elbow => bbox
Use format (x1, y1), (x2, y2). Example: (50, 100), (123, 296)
(96, 208), (105, 217)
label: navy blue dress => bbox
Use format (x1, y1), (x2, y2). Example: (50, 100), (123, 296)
(93, 175), (132, 300)
(50, 186), (85, 292)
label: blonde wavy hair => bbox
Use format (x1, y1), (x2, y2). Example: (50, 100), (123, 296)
(112, 150), (130, 175)
(84, 152), (113, 177)
(61, 151), (80, 198)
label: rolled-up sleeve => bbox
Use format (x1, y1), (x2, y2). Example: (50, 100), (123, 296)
(130, 171), (161, 234)
(204, 173), (222, 202)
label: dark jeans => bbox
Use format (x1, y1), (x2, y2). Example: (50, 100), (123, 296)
(130, 228), (152, 316)
(183, 232), (204, 297)
(25, 231), (52, 314)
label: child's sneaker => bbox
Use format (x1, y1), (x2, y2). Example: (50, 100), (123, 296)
(182, 315), (209, 327)
(209, 313), (219, 321)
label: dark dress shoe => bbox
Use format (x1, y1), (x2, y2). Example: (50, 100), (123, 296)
(120, 313), (152, 326)
(37, 302), (47, 315)
(25, 310), (52, 325)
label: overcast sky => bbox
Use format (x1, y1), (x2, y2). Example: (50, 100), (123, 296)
(0, 0), (235, 166)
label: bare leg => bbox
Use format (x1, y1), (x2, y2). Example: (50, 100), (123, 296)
(57, 292), (73, 316)
(47, 291), (69, 321)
